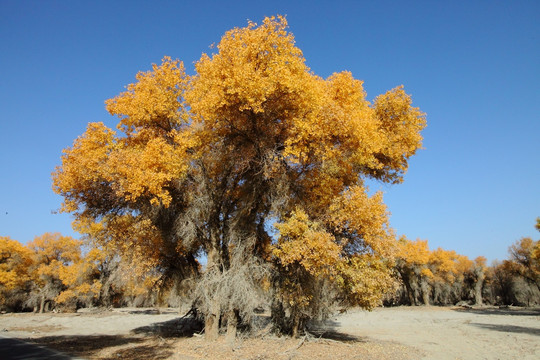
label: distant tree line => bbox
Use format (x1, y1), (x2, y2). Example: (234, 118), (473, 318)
(0, 233), (169, 313)
(389, 230), (539, 307)
(2, 220), (538, 314)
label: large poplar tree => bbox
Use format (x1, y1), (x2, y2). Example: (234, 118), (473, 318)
(53, 16), (426, 338)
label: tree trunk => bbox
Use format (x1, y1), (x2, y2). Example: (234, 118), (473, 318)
(403, 279), (416, 306)
(205, 305), (220, 341)
(291, 313), (300, 338)
(204, 246), (221, 341)
(39, 294), (45, 313)
(420, 278), (430, 306)
(226, 309), (238, 342)
(474, 271), (485, 305)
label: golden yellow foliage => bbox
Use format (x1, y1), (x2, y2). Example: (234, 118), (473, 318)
(27, 234), (81, 289)
(73, 214), (162, 276)
(273, 209), (341, 277)
(336, 254), (395, 310)
(0, 236), (33, 290)
(28, 233), (81, 272)
(509, 237), (540, 287)
(429, 248), (463, 283)
(397, 237), (431, 269)
(106, 56), (188, 137)
(329, 185), (395, 257)
(474, 256), (487, 269)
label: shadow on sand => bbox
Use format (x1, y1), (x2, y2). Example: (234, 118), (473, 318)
(469, 323), (540, 337)
(452, 306), (540, 317)
(13, 316), (203, 360)
(306, 319), (364, 342)
(21, 335), (146, 359)
(132, 316), (204, 338)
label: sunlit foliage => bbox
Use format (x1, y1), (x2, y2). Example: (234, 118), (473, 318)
(0, 236), (33, 290)
(395, 237), (432, 305)
(508, 237), (540, 291)
(25, 233), (82, 312)
(0, 236), (34, 310)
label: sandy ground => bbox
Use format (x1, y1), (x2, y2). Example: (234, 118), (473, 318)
(334, 306), (540, 360)
(0, 306), (538, 359)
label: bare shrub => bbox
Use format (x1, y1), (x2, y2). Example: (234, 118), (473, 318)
(193, 235), (271, 338)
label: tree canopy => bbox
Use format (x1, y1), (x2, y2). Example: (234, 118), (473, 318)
(52, 16), (426, 338)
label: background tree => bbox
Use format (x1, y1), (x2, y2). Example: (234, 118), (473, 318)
(426, 248), (453, 305)
(55, 247), (105, 310)
(395, 237), (432, 305)
(53, 16), (425, 338)
(470, 256), (487, 305)
(486, 234), (540, 306)
(508, 237), (540, 291)
(488, 260), (519, 305)
(0, 236), (34, 311)
(26, 233), (82, 312)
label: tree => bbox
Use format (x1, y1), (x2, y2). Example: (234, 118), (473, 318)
(395, 237), (432, 305)
(488, 260), (521, 305)
(55, 247), (105, 310)
(428, 248), (456, 305)
(53, 16), (425, 338)
(0, 237), (33, 311)
(27, 233), (82, 312)
(471, 256), (487, 305)
(508, 237), (540, 291)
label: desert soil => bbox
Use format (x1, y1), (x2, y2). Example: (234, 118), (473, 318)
(0, 306), (538, 359)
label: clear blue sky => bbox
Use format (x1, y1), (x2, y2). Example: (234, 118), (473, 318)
(1, 0), (538, 262)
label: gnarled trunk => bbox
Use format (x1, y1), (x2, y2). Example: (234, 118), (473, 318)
(420, 277), (430, 306)
(226, 309), (239, 342)
(474, 271), (485, 305)
(204, 245), (221, 340)
(291, 313), (300, 338)
(39, 294), (45, 313)
(205, 302), (220, 341)
(401, 271), (417, 306)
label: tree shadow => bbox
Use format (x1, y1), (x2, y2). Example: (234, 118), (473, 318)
(132, 316), (203, 338)
(20, 334), (148, 358)
(453, 306), (540, 317)
(306, 319), (364, 343)
(307, 329), (364, 342)
(469, 323), (540, 336)
(99, 343), (174, 360)
(10, 316), (202, 359)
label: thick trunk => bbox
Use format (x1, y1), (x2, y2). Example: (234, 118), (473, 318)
(291, 313), (300, 338)
(420, 278), (430, 306)
(399, 269), (417, 306)
(205, 306), (220, 341)
(39, 294), (45, 313)
(403, 279), (416, 306)
(226, 309), (238, 342)
(474, 272), (485, 305)
(204, 246), (221, 341)
(408, 290), (417, 306)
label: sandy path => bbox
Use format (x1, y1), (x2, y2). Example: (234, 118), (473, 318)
(333, 306), (540, 360)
